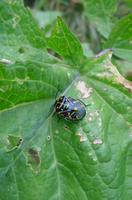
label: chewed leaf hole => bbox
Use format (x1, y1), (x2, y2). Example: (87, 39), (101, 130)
(6, 135), (23, 152)
(27, 148), (41, 173)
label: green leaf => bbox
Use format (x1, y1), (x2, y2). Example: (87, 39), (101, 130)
(0, 0), (46, 63)
(83, 0), (117, 38)
(105, 14), (132, 62)
(0, 1), (132, 200)
(47, 17), (84, 65)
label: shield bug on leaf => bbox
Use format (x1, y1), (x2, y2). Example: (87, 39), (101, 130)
(55, 96), (86, 121)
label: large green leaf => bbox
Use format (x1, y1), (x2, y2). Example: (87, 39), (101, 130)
(83, 0), (117, 38)
(0, 1), (132, 200)
(105, 14), (132, 62)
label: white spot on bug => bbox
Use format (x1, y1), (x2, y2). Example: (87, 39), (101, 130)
(76, 81), (92, 98)
(92, 138), (103, 145)
(0, 58), (13, 64)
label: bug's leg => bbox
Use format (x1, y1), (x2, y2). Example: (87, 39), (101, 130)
(57, 96), (68, 110)
(54, 93), (67, 110)
(58, 110), (70, 114)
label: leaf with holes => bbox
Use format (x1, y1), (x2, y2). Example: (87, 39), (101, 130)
(0, 1), (132, 200)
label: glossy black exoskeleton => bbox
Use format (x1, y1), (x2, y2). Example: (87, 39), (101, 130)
(55, 96), (86, 121)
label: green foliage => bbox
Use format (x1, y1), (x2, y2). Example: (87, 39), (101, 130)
(47, 17), (84, 65)
(83, 0), (117, 38)
(105, 14), (132, 62)
(0, 1), (132, 200)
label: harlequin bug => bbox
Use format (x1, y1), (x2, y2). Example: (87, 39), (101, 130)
(55, 96), (86, 121)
